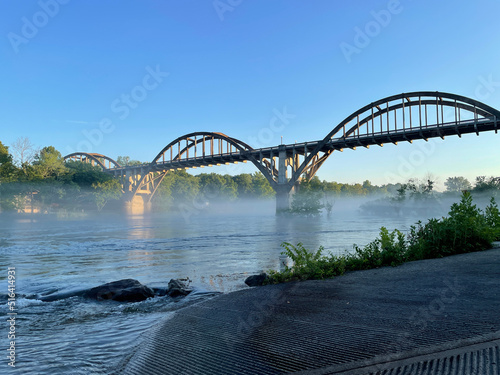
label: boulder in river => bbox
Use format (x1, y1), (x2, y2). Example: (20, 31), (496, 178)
(167, 279), (192, 297)
(245, 272), (269, 287)
(82, 279), (154, 302)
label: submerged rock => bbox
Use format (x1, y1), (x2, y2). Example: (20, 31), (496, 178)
(39, 289), (87, 302)
(245, 273), (269, 287)
(167, 279), (192, 297)
(39, 278), (195, 303)
(152, 287), (169, 297)
(82, 279), (154, 302)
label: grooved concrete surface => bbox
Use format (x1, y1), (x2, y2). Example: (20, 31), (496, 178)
(118, 249), (500, 375)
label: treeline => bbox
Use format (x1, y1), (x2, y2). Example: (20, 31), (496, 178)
(359, 176), (500, 217)
(156, 174), (404, 211)
(154, 170), (275, 209)
(0, 141), (121, 213)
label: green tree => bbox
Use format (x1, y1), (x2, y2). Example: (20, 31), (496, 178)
(92, 179), (122, 211)
(0, 141), (18, 182)
(341, 183), (364, 196)
(323, 181), (341, 196)
(64, 161), (114, 187)
(251, 172), (275, 198)
(32, 146), (67, 179)
(393, 178), (435, 201)
(232, 173), (253, 198)
(473, 176), (500, 193)
(198, 173), (237, 201)
(155, 170), (200, 206)
(290, 179), (323, 215)
(116, 155), (143, 166)
(445, 176), (472, 193)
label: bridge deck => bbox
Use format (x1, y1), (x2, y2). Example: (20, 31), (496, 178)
(111, 117), (497, 173)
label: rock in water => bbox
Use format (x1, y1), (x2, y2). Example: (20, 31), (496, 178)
(82, 279), (154, 302)
(167, 279), (192, 297)
(245, 273), (268, 287)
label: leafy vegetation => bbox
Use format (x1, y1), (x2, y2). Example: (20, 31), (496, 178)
(289, 179), (324, 215)
(267, 192), (500, 284)
(0, 141), (122, 213)
(153, 170), (275, 210)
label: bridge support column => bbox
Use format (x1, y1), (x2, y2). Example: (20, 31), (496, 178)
(276, 185), (290, 213)
(123, 170), (132, 193)
(276, 146), (291, 213)
(124, 195), (151, 215)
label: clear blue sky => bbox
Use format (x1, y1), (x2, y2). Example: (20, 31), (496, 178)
(2, 0), (500, 189)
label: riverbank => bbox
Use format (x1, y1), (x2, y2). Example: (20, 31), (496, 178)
(118, 246), (500, 374)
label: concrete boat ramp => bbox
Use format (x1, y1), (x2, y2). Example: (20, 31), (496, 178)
(117, 248), (500, 375)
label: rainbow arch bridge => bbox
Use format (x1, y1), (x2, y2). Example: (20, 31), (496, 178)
(64, 91), (500, 212)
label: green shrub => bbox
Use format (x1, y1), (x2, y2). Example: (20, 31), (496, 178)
(266, 242), (346, 283)
(406, 192), (494, 259)
(485, 197), (500, 240)
(347, 227), (406, 270)
(267, 192), (499, 284)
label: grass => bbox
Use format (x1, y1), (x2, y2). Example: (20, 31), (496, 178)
(266, 192), (500, 284)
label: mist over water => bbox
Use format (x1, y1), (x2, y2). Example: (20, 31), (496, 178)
(0, 195), (463, 374)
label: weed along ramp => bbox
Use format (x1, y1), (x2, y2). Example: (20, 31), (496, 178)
(117, 248), (500, 375)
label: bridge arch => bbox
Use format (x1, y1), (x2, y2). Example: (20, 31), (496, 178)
(64, 152), (121, 170)
(150, 131), (276, 186)
(291, 91), (500, 185)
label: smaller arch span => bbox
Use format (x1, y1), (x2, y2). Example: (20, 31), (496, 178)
(150, 131), (275, 185)
(64, 152), (121, 170)
(151, 131), (255, 165)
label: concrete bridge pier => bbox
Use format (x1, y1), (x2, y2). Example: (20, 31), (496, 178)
(124, 194), (151, 215)
(275, 185), (290, 213)
(275, 145), (293, 213)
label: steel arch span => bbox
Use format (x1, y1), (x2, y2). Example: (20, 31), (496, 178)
(150, 131), (278, 186)
(287, 91), (500, 190)
(64, 152), (121, 170)
(122, 131), (277, 203)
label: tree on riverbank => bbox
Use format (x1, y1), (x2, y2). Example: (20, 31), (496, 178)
(0, 143), (123, 213)
(0, 142), (17, 183)
(290, 178), (324, 215)
(445, 176), (472, 193)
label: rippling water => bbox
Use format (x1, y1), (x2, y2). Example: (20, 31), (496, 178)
(0, 199), (428, 374)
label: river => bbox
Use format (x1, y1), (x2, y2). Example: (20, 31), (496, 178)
(0, 198), (433, 374)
